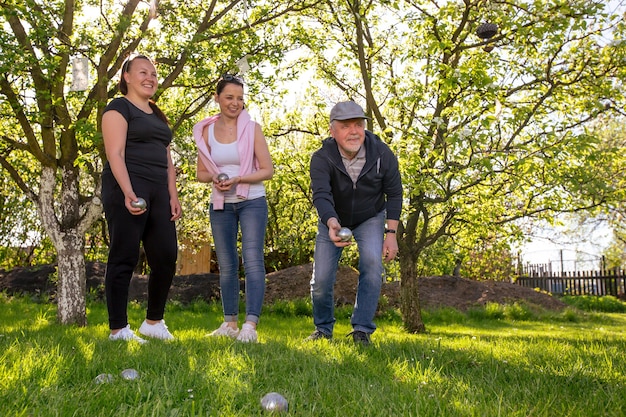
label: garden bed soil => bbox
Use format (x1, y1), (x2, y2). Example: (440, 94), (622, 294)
(0, 262), (566, 312)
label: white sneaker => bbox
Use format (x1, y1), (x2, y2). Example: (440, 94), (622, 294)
(109, 325), (147, 344)
(208, 322), (239, 338)
(236, 323), (258, 343)
(138, 320), (175, 340)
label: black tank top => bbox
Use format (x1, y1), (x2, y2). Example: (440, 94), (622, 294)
(102, 97), (172, 184)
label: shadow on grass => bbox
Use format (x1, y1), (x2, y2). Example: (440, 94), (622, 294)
(1, 297), (626, 416)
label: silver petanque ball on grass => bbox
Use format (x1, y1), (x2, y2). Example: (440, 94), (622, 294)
(260, 392), (289, 413)
(337, 227), (353, 242)
(94, 373), (114, 384)
(130, 197), (147, 209)
(217, 173), (229, 182)
(121, 368), (140, 380)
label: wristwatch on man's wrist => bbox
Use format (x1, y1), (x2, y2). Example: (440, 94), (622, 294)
(385, 229), (396, 234)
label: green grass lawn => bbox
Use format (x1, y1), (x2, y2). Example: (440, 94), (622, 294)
(1, 295), (625, 416)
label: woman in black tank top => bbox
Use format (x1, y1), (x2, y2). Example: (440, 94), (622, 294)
(101, 55), (182, 343)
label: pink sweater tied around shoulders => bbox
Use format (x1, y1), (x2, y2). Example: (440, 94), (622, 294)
(193, 109), (258, 210)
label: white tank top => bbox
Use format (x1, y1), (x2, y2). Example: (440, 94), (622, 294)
(208, 123), (266, 203)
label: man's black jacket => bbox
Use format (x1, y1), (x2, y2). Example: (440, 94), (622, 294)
(309, 130), (403, 229)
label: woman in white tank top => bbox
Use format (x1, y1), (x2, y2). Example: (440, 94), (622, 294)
(194, 74), (274, 343)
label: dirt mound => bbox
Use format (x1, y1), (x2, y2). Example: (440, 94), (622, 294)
(0, 262), (566, 312)
(265, 263), (567, 312)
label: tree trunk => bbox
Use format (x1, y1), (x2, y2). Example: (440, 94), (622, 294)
(56, 232), (87, 326)
(399, 255), (426, 333)
(38, 166), (102, 326)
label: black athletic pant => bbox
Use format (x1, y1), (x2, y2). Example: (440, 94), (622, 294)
(102, 174), (178, 330)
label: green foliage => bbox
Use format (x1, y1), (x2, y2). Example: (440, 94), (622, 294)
(264, 295), (403, 322)
(422, 306), (467, 324)
(414, 237), (460, 276)
(263, 125), (319, 270)
(603, 241), (626, 271)
(561, 295), (626, 313)
(467, 301), (536, 321)
(3, 1), (626, 331)
(376, 306), (403, 322)
(263, 298), (312, 317)
(0, 0), (323, 324)
(463, 237), (516, 281)
(582, 116), (626, 269)
(83, 218), (110, 263)
(289, 1), (626, 302)
(560, 306), (581, 323)
(0, 158), (55, 269)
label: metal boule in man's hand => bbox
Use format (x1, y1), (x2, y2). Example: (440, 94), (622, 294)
(337, 227), (352, 242)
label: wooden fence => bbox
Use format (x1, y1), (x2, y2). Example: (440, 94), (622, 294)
(176, 239), (213, 275)
(516, 268), (626, 297)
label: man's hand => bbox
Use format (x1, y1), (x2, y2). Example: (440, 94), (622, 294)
(382, 233), (398, 262)
(327, 217), (351, 247)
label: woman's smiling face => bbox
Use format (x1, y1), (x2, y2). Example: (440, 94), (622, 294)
(215, 83), (244, 118)
(123, 58), (158, 98)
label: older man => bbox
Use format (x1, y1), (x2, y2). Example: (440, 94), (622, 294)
(307, 101), (403, 346)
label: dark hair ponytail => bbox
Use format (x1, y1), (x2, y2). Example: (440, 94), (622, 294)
(149, 101), (169, 124)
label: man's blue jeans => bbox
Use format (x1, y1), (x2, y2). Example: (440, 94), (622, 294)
(210, 197), (268, 324)
(310, 211), (385, 335)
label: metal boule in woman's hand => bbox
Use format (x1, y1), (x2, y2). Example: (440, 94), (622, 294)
(217, 173), (229, 182)
(130, 197), (147, 209)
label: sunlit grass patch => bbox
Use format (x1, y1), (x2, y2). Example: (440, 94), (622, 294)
(1, 296), (626, 416)
(562, 294), (626, 313)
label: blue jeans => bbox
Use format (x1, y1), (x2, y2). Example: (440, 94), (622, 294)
(310, 211), (385, 335)
(210, 197), (268, 324)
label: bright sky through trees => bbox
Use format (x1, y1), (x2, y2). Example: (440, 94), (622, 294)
(517, 0), (626, 271)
